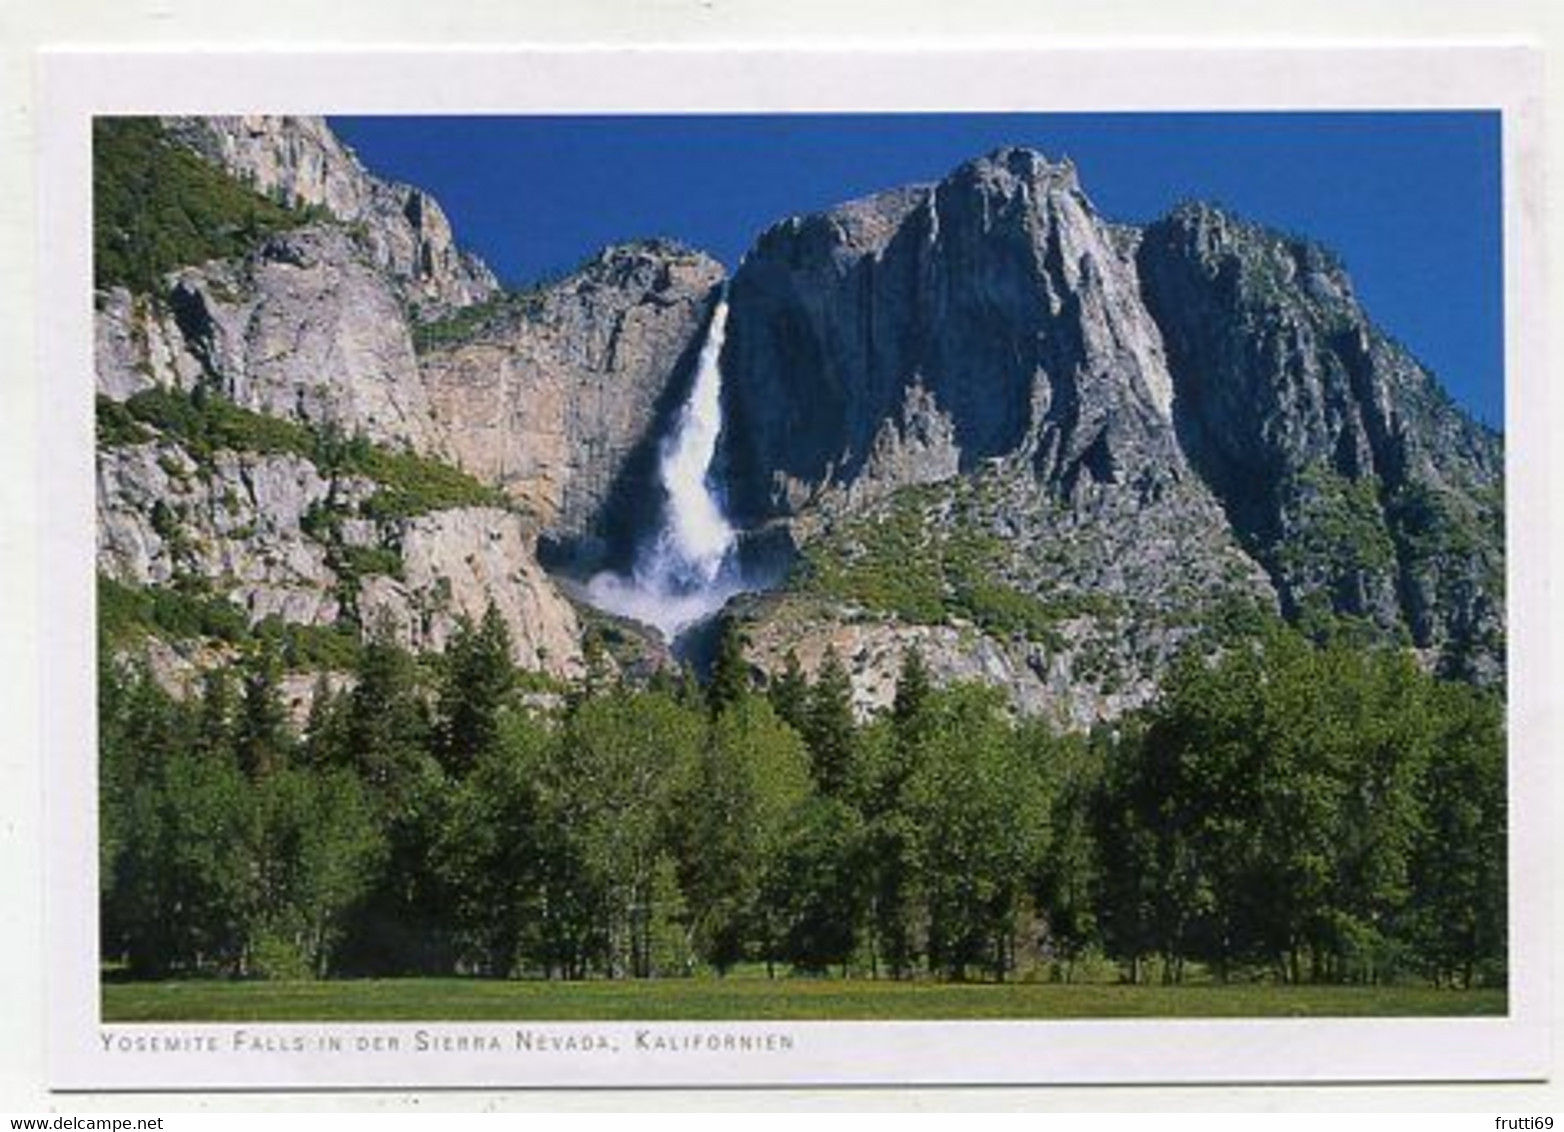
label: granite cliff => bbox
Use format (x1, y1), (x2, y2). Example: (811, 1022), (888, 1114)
(95, 117), (584, 680)
(1137, 203), (1504, 682)
(94, 121), (1504, 725)
(715, 147), (1503, 716)
(417, 240), (726, 559)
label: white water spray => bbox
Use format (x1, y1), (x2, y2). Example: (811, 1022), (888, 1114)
(586, 297), (743, 640)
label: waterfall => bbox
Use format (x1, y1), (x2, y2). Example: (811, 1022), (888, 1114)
(642, 298), (737, 590)
(585, 295), (743, 640)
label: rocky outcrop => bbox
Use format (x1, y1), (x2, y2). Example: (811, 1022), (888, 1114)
(95, 288), (207, 401)
(97, 226), (438, 451)
(721, 147), (1180, 520)
(94, 117), (679, 689)
(191, 226), (436, 446)
(96, 115), (734, 559)
(419, 241), (726, 556)
(734, 592), (1051, 720)
(97, 440), (353, 627)
(358, 507), (583, 674)
(162, 115), (498, 317)
(720, 147), (1504, 705)
(1138, 203), (1505, 679)
(739, 459), (1275, 725)
(126, 634), (346, 728)
(97, 436), (583, 677)
(843, 383), (962, 510)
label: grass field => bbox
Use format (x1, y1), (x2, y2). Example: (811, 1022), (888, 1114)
(100, 977), (1507, 1023)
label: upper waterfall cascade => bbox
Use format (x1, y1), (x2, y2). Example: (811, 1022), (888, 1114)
(584, 296), (745, 640)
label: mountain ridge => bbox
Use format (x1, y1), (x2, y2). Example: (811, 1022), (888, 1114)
(715, 145), (1502, 709)
(93, 121), (1504, 724)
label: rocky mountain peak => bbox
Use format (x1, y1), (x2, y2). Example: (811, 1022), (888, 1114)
(964, 145), (1081, 194)
(1136, 199), (1503, 679)
(720, 149), (1503, 699)
(1153, 201), (1359, 312)
(573, 240), (725, 300)
(589, 236), (701, 264)
(161, 115), (498, 318)
(934, 146), (1090, 251)
(721, 144), (1181, 522)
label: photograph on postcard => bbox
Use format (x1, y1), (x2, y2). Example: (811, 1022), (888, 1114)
(92, 109), (1507, 1017)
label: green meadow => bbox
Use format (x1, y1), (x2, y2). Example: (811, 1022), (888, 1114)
(102, 977), (1506, 1023)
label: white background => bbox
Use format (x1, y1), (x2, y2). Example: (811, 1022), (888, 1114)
(3, 0), (1563, 1115)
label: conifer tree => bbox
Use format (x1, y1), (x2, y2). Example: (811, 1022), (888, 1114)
(194, 667), (236, 764)
(706, 619), (751, 718)
(569, 628), (617, 713)
(436, 601), (516, 776)
(803, 646), (856, 795)
(346, 615), (431, 792)
(768, 647), (809, 735)
(300, 673), (342, 769)
(234, 643), (291, 779)
(673, 662), (707, 715)
(892, 645), (932, 730)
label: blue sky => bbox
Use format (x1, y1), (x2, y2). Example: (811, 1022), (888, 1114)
(330, 113), (1503, 428)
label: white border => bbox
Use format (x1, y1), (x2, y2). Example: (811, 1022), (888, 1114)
(38, 45), (1550, 1092)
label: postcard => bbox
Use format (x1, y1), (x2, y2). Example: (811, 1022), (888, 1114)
(37, 45), (1549, 1091)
